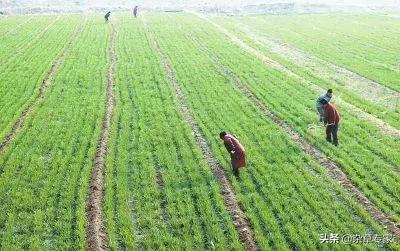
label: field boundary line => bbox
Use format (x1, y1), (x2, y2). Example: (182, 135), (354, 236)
(191, 14), (400, 242)
(85, 22), (116, 251)
(1, 16), (33, 40)
(235, 25), (400, 111)
(1, 15), (61, 65)
(142, 15), (259, 250)
(0, 16), (87, 155)
(192, 12), (399, 138)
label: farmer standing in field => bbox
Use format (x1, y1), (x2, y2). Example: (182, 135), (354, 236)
(220, 132), (246, 177)
(105, 11), (111, 23)
(321, 99), (340, 146)
(316, 89), (333, 122)
(133, 6), (139, 18)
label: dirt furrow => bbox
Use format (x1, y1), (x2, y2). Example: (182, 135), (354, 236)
(1, 16), (33, 40)
(2, 15), (61, 65)
(194, 13), (400, 138)
(190, 18), (400, 242)
(142, 16), (258, 250)
(86, 23), (116, 251)
(0, 17), (87, 155)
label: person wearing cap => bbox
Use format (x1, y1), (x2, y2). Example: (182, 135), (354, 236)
(220, 132), (246, 177)
(316, 89), (333, 122)
(321, 99), (340, 146)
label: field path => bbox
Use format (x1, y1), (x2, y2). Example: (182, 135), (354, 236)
(142, 16), (259, 250)
(193, 13), (399, 138)
(0, 17), (86, 154)
(85, 23), (116, 251)
(189, 17), (400, 242)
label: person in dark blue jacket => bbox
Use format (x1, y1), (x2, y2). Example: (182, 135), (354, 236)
(316, 89), (333, 122)
(104, 11), (111, 23)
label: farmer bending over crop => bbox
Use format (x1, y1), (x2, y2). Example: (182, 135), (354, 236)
(321, 99), (340, 146)
(220, 132), (246, 177)
(133, 6), (139, 17)
(105, 11), (111, 23)
(316, 89), (333, 122)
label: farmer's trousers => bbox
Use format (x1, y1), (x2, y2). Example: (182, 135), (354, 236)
(233, 168), (239, 177)
(326, 124), (339, 146)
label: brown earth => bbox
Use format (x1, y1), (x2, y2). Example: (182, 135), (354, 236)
(85, 22), (116, 251)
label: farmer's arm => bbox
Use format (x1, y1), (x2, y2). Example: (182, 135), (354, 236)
(224, 137), (236, 154)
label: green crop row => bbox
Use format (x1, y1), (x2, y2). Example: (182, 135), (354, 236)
(171, 13), (400, 225)
(286, 14), (400, 53)
(309, 17), (399, 54)
(209, 16), (400, 133)
(0, 12), (398, 250)
(0, 16), (80, 143)
(143, 13), (396, 250)
(0, 15), (57, 64)
(0, 15), (109, 250)
(104, 15), (243, 250)
(168, 13), (400, 225)
(348, 14), (400, 40)
(216, 14), (400, 92)
(289, 17), (400, 76)
(0, 15), (29, 37)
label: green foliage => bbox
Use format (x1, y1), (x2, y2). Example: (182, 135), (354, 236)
(0, 16), (57, 64)
(0, 15), (80, 142)
(104, 14), (243, 250)
(0, 15), (109, 250)
(183, 13), (400, 225)
(178, 12), (400, 225)
(0, 12), (398, 250)
(216, 14), (400, 92)
(211, 14), (400, 129)
(144, 12), (394, 250)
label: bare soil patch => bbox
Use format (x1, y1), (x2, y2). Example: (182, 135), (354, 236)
(86, 22), (116, 251)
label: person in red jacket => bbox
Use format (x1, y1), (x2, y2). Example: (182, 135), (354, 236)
(220, 132), (246, 177)
(321, 99), (340, 146)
